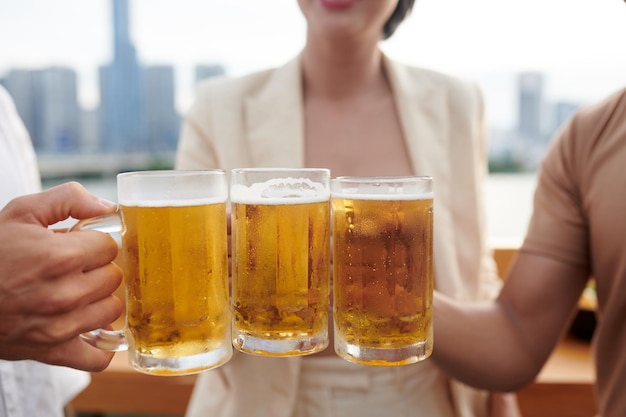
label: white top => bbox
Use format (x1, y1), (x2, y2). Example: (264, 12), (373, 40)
(0, 84), (90, 417)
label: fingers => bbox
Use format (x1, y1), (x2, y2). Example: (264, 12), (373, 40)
(47, 338), (116, 372)
(0, 257), (123, 344)
(54, 182), (118, 221)
(33, 260), (123, 315)
(10, 231), (121, 316)
(0, 183), (121, 371)
(79, 262), (124, 309)
(58, 229), (120, 274)
(0, 337), (116, 372)
(41, 294), (124, 344)
(5, 182), (117, 227)
(15, 293), (123, 346)
(0, 219), (121, 320)
(0, 292), (123, 371)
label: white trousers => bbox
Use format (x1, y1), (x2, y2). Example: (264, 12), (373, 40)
(293, 356), (456, 417)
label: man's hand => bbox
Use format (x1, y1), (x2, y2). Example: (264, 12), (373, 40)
(0, 182), (123, 371)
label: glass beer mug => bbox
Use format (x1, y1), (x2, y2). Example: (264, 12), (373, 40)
(230, 168), (331, 356)
(71, 170), (232, 375)
(331, 176), (434, 366)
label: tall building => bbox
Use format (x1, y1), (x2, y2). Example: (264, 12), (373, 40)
(554, 101), (579, 132)
(142, 65), (179, 152)
(195, 64), (226, 85)
(80, 107), (101, 153)
(518, 72), (544, 140)
(99, 0), (144, 152)
(3, 67), (80, 153)
(37, 67), (80, 153)
(2, 70), (39, 147)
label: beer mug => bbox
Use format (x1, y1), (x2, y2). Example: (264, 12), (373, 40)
(71, 170), (232, 375)
(331, 176), (434, 366)
(230, 168), (331, 356)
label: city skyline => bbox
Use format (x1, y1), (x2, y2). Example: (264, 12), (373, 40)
(1, 0), (187, 156)
(1, 0), (625, 130)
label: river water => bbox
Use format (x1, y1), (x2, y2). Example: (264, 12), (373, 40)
(43, 172), (537, 246)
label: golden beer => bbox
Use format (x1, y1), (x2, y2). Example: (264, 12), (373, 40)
(73, 170), (231, 375)
(121, 201), (230, 374)
(230, 172), (331, 356)
(332, 179), (433, 366)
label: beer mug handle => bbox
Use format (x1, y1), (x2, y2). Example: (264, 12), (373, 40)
(68, 212), (129, 352)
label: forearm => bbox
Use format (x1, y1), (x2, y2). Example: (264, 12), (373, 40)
(431, 252), (588, 391)
(431, 291), (545, 391)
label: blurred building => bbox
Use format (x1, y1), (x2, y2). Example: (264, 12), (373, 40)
(195, 64), (226, 85)
(2, 67), (80, 153)
(99, 0), (145, 152)
(518, 71), (544, 140)
(0, 0), (230, 178)
(80, 107), (101, 153)
(487, 71), (583, 172)
(142, 65), (180, 152)
(38, 67), (81, 152)
(553, 101), (579, 133)
(2, 70), (38, 143)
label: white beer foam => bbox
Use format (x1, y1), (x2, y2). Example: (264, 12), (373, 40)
(119, 197), (226, 207)
(332, 190), (433, 201)
(230, 177), (330, 205)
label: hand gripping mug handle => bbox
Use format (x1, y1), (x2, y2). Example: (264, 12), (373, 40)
(68, 211), (129, 352)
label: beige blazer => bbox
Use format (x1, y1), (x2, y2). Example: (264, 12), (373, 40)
(176, 54), (500, 417)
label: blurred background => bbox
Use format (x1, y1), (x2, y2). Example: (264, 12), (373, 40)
(1, 0), (625, 246)
(1, 2), (615, 416)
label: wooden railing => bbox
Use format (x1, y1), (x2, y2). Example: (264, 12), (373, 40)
(69, 248), (597, 417)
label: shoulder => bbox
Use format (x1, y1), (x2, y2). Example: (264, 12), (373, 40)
(186, 58), (300, 125)
(194, 68), (276, 102)
(183, 68), (272, 130)
(387, 58), (483, 105)
(193, 57), (299, 108)
(568, 87), (626, 134)
(410, 65), (478, 91)
(547, 87), (626, 165)
(533, 87), (626, 223)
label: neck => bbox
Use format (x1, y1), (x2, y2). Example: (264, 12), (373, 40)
(301, 35), (386, 100)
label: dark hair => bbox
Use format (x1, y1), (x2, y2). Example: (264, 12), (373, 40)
(383, 0), (416, 40)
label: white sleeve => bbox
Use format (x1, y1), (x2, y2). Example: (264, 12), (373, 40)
(0, 85), (41, 207)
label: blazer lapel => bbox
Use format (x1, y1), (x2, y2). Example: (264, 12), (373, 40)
(383, 56), (448, 178)
(384, 56), (464, 298)
(244, 56), (305, 168)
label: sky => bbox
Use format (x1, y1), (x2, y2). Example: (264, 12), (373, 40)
(1, 0), (625, 129)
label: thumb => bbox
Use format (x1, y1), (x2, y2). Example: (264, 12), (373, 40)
(12, 182), (118, 227)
